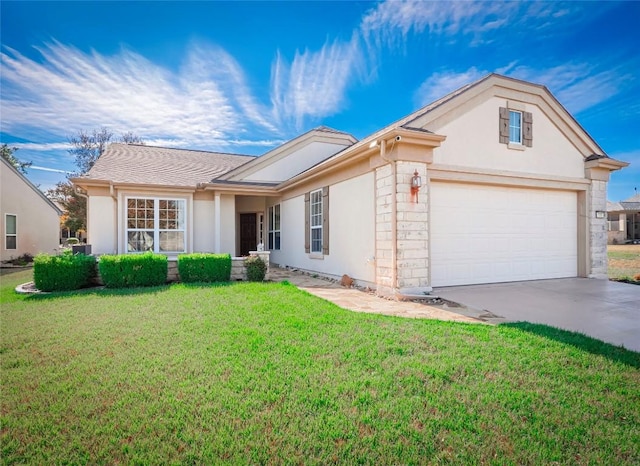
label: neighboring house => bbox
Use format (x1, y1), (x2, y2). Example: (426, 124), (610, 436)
(607, 194), (640, 244)
(72, 74), (628, 296)
(1, 157), (62, 262)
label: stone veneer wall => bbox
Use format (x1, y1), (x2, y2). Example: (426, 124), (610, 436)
(588, 179), (608, 278)
(375, 161), (430, 296)
(375, 163), (394, 294)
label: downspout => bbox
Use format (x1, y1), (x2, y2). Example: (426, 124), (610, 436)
(379, 139), (398, 294)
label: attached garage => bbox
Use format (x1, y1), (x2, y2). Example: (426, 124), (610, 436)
(430, 182), (578, 287)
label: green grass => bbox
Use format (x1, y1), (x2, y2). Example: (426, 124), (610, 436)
(608, 245), (640, 282)
(1, 269), (639, 464)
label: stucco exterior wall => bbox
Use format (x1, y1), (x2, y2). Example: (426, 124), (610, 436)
(87, 195), (117, 255)
(271, 172), (376, 284)
(431, 96), (585, 179)
(193, 198), (215, 252)
(218, 194), (236, 255)
(1, 162), (60, 261)
(244, 142), (349, 183)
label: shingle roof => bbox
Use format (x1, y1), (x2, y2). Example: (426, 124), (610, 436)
(80, 143), (255, 187)
(608, 193), (640, 212)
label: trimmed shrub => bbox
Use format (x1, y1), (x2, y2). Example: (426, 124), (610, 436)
(245, 256), (267, 282)
(177, 253), (231, 283)
(99, 253), (168, 288)
(33, 251), (96, 292)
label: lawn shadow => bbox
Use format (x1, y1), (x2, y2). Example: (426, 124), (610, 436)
(25, 280), (239, 301)
(502, 322), (640, 369)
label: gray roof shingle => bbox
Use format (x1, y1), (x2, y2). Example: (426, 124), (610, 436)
(80, 143), (255, 187)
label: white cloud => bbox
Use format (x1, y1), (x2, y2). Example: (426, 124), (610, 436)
(270, 36), (363, 130)
(0, 41), (279, 150)
(30, 165), (69, 173)
(11, 142), (71, 151)
(414, 67), (487, 107)
(505, 64), (634, 115)
(413, 63), (634, 114)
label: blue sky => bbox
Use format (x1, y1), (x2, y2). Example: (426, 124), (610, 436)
(1, 1), (638, 201)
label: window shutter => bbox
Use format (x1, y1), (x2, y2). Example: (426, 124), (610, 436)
(523, 111), (533, 147)
(499, 107), (509, 144)
(304, 192), (310, 253)
(322, 186), (329, 255)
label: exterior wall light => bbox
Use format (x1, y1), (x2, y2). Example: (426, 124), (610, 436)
(411, 170), (422, 203)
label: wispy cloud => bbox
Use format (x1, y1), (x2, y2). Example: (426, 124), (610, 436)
(11, 142), (71, 151)
(414, 67), (487, 107)
(30, 165), (69, 173)
(413, 63), (634, 115)
(270, 36), (362, 130)
(0, 41), (279, 150)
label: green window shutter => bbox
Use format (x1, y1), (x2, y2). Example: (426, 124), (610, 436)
(499, 107), (509, 144)
(523, 111), (533, 147)
(322, 187), (329, 255)
(304, 192), (310, 253)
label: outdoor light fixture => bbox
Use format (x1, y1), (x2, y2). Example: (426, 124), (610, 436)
(411, 170), (422, 203)
(595, 211), (606, 219)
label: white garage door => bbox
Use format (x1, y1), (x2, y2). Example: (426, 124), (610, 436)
(430, 183), (577, 287)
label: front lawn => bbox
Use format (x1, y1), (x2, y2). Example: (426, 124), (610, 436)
(608, 244), (640, 282)
(1, 270), (639, 464)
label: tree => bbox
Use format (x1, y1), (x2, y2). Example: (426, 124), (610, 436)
(1, 143), (32, 174)
(46, 181), (87, 232)
(68, 127), (145, 174)
(56, 128), (144, 234)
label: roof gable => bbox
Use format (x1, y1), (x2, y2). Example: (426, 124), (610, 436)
(220, 126), (357, 183)
(1, 157), (62, 215)
(404, 73), (606, 158)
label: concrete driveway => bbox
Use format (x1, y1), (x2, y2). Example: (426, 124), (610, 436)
(434, 278), (640, 352)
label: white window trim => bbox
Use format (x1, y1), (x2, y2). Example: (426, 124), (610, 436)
(509, 110), (523, 145)
(125, 197), (186, 254)
(5, 213), (17, 250)
(310, 189), (323, 254)
(268, 204), (281, 251)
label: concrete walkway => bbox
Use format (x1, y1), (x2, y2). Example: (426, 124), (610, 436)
(435, 278), (640, 352)
(268, 267), (483, 324)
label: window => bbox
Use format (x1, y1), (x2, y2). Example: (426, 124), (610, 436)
(499, 107), (532, 147)
(509, 110), (522, 144)
(5, 214), (16, 250)
(310, 190), (323, 253)
(268, 204), (280, 250)
(305, 187), (329, 255)
(126, 198), (185, 253)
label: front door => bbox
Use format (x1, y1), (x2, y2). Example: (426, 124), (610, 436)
(239, 213), (257, 256)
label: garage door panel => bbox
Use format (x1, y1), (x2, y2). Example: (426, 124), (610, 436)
(431, 183), (577, 287)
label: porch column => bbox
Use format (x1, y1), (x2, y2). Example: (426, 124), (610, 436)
(214, 193), (221, 253)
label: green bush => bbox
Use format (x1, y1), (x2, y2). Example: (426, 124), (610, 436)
(33, 251), (96, 292)
(98, 253), (168, 288)
(177, 253), (231, 283)
(245, 256), (267, 282)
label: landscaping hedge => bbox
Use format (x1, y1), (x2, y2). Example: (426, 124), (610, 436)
(33, 252), (96, 292)
(99, 253), (168, 288)
(245, 255), (267, 282)
(178, 253), (231, 283)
